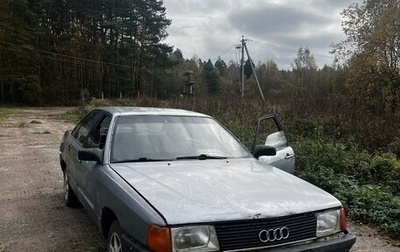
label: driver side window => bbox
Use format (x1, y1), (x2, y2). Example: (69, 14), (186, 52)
(84, 115), (111, 149)
(72, 111), (102, 145)
(254, 116), (288, 151)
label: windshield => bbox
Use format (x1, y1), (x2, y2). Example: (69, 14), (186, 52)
(111, 115), (250, 162)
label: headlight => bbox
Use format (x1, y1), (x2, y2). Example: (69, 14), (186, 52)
(171, 225), (219, 252)
(316, 209), (341, 237)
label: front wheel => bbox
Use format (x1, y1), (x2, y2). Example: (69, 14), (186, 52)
(63, 171), (80, 207)
(108, 220), (124, 252)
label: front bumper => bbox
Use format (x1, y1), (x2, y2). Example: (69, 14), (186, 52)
(262, 233), (356, 252)
(121, 232), (356, 252)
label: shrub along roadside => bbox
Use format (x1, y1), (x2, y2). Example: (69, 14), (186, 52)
(60, 106), (90, 123)
(294, 138), (400, 239)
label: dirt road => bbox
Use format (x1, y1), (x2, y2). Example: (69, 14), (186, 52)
(0, 108), (399, 252)
(0, 108), (105, 251)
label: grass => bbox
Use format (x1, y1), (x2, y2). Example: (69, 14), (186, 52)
(0, 108), (19, 124)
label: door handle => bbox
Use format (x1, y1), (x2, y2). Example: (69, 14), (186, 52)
(67, 145), (71, 151)
(285, 153), (294, 159)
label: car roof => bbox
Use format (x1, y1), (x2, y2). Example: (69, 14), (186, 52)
(96, 106), (210, 118)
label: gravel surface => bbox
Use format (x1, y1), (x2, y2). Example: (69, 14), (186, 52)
(0, 107), (399, 252)
(0, 108), (105, 251)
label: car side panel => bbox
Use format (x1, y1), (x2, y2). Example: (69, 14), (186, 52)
(62, 132), (166, 247)
(76, 159), (97, 213)
(90, 164), (167, 246)
(259, 146), (295, 174)
(61, 134), (81, 196)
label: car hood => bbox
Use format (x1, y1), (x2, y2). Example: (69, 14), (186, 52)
(110, 159), (341, 225)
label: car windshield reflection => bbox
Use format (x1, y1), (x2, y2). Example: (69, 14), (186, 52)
(110, 115), (250, 163)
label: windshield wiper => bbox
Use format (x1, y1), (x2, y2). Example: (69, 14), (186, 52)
(176, 154), (227, 160)
(113, 157), (173, 163)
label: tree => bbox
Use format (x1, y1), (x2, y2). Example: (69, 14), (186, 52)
(256, 60), (291, 99)
(202, 59), (220, 94)
(292, 47), (317, 71)
(170, 48), (184, 65)
(214, 57), (227, 75)
(0, 0), (173, 104)
(0, 0), (43, 103)
(292, 47), (317, 91)
(332, 0), (400, 113)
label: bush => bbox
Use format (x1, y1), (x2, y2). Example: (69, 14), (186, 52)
(294, 137), (400, 238)
(347, 185), (400, 238)
(61, 107), (90, 123)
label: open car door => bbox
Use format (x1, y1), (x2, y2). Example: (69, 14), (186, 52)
(251, 114), (295, 174)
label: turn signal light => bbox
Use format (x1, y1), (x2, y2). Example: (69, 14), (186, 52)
(340, 207), (348, 232)
(147, 225), (171, 252)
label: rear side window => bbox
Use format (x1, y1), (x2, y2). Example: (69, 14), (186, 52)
(72, 111), (102, 145)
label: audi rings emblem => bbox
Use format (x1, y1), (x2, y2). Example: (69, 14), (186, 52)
(258, 227), (290, 243)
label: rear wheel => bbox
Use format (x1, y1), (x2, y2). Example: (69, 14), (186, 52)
(108, 220), (123, 252)
(63, 171), (80, 207)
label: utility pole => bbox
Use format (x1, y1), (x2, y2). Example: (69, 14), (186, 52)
(244, 43), (265, 102)
(240, 36), (265, 102)
(241, 36), (246, 99)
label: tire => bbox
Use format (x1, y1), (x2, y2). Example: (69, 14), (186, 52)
(108, 220), (124, 252)
(63, 171), (81, 208)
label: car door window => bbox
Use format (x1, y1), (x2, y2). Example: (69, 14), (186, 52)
(265, 131), (288, 150)
(84, 115), (111, 149)
(253, 115), (288, 151)
(253, 114), (295, 173)
(72, 111), (102, 146)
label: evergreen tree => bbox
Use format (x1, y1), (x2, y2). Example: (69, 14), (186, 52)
(202, 59), (220, 94)
(0, 0), (173, 104)
(214, 57), (227, 75)
(0, 0), (43, 103)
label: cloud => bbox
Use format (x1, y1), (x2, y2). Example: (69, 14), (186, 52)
(163, 0), (359, 69)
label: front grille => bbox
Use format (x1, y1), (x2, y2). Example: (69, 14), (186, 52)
(214, 213), (316, 251)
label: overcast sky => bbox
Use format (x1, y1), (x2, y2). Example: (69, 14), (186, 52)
(163, 0), (361, 69)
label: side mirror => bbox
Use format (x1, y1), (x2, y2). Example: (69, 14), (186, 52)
(252, 145), (276, 159)
(78, 148), (103, 163)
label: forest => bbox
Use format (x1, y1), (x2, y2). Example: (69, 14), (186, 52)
(1, 0), (400, 113)
(1, 0), (400, 239)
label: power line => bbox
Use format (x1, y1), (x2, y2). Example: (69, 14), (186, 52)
(247, 38), (333, 59)
(247, 38), (297, 54)
(218, 45), (236, 58)
(0, 40), (132, 69)
(211, 44), (237, 62)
